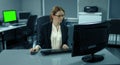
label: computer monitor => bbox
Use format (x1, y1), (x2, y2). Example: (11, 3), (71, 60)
(19, 11), (31, 19)
(72, 22), (109, 63)
(3, 10), (17, 23)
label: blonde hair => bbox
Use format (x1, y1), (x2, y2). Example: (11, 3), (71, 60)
(50, 6), (65, 22)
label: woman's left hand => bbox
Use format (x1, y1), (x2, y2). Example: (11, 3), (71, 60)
(62, 44), (69, 50)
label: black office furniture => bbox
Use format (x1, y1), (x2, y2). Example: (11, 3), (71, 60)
(1, 30), (16, 49)
(0, 24), (26, 49)
(36, 15), (50, 44)
(108, 19), (120, 47)
(16, 15), (37, 48)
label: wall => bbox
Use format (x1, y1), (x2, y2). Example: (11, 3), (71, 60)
(109, 0), (120, 19)
(43, 0), (77, 19)
(21, 0), (42, 17)
(0, 0), (113, 22)
(0, 0), (42, 18)
(78, 0), (109, 21)
(42, 0), (109, 22)
(0, 0), (21, 19)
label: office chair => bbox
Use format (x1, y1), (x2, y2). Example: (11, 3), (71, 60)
(109, 19), (120, 45)
(15, 15), (37, 48)
(36, 15), (50, 45)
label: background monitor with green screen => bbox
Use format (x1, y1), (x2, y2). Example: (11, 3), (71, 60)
(3, 10), (17, 23)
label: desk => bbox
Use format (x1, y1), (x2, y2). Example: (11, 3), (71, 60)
(0, 24), (26, 32)
(0, 24), (26, 49)
(0, 49), (120, 65)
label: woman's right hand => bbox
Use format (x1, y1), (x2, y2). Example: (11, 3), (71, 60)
(30, 45), (40, 53)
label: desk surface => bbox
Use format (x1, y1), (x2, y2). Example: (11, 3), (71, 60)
(0, 49), (120, 65)
(0, 23), (26, 32)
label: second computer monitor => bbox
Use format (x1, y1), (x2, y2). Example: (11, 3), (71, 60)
(72, 22), (110, 63)
(19, 11), (31, 19)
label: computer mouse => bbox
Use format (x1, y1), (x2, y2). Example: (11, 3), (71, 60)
(30, 51), (38, 55)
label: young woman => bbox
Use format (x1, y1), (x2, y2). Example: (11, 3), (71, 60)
(30, 6), (69, 53)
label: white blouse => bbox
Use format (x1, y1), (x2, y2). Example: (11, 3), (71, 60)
(51, 23), (62, 49)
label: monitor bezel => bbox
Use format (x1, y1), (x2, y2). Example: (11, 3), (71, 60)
(2, 10), (18, 23)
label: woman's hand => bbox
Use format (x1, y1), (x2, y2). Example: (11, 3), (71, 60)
(30, 45), (40, 53)
(62, 44), (69, 50)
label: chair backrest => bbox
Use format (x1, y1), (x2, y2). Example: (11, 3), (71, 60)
(36, 15), (50, 43)
(26, 15), (37, 35)
(37, 15), (50, 30)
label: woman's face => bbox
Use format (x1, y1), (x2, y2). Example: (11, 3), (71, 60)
(52, 11), (64, 24)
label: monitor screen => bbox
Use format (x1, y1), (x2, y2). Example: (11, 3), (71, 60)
(72, 22), (109, 63)
(19, 12), (31, 19)
(3, 10), (17, 23)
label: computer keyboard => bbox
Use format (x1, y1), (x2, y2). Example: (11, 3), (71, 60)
(41, 49), (72, 55)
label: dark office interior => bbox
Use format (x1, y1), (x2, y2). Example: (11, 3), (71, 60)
(0, 0), (120, 65)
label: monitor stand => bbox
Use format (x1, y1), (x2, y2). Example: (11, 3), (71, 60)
(82, 53), (104, 63)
